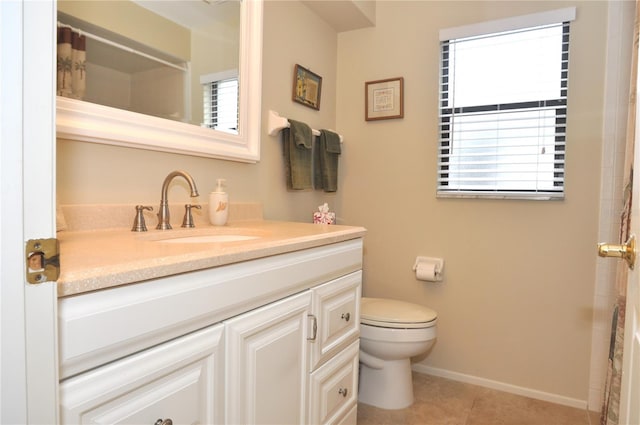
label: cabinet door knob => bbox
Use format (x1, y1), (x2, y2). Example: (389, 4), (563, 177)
(307, 315), (318, 341)
(338, 387), (348, 397)
(341, 312), (351, 322)
(154, 419), (173, 425)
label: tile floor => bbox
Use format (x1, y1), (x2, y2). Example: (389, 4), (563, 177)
(357, 373), (601, 425)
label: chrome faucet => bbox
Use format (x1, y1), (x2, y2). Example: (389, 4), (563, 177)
(157, 170), (199, 230)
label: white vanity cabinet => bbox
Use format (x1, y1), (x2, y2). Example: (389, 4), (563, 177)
(225, 271), (361, 425)
(58, 238), (363, 425)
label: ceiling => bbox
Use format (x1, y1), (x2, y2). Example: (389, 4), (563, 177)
(302, 0), (376, 32)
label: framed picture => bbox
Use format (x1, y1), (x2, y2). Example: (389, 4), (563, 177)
(292, 64), (322, 110)
(365, 77), (404, 121)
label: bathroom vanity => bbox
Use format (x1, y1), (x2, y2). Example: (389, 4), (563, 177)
(56, 219), (365, 424)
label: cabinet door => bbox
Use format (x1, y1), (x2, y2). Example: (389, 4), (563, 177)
(310, 271), (361, 371)
(59, 324), (224, 425)
(225, 291), (312, 425)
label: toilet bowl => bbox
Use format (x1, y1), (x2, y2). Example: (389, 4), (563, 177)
(358, 297), (437, 410)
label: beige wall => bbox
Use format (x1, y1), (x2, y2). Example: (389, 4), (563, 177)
(337, 1), (605, 402)
(57, 0), (608, 405)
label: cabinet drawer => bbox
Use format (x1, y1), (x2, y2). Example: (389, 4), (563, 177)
(310, 271), (361, 371)
(59, 324), (224, 425)
(335, 403), (357, 425)
(308, 340), (359, 425)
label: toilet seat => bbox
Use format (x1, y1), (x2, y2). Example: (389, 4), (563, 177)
(361, 297), (437, 329)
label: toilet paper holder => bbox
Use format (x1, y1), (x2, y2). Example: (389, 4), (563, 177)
(412, 256), (444, 281)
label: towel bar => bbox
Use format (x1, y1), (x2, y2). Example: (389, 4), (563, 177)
(267, 110), (343, 143)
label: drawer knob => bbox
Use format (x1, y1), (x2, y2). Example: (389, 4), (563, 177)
(341, 312), (351, 322)
(154, 419), (173, 425)
(338, 387), (348, 397)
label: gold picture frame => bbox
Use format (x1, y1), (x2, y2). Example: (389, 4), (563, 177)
(365, 77), (404, 121)
(292, 64), (322, 110)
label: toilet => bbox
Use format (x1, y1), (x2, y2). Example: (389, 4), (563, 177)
(358, 297), (437, 410)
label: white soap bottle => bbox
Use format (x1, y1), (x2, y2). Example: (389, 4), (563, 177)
(209, 178), (229, 226)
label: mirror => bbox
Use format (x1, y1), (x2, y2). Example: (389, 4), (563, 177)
(56, 0), (262, 162)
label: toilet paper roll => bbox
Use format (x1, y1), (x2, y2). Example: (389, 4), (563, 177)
(416, 262), (438, 281)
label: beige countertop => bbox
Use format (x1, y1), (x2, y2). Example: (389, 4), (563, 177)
(57, 220), (366, 297)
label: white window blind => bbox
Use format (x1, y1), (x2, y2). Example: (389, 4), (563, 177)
(438, 9), (574, 200)
(201, 69), (238, 133)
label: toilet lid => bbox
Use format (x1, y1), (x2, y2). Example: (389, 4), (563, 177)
(361, 297), (437, 329)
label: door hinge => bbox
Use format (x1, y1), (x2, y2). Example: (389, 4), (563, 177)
(26, 238), (60, 284)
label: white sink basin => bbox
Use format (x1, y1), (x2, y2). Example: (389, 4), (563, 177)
(157, 234), (260, 244)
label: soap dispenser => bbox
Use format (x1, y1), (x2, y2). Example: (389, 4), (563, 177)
(209, 178), (229, 226)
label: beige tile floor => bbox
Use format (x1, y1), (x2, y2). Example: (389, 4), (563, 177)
(357, 373), (602, 425)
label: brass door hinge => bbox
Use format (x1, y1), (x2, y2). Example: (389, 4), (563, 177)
(26, 238), (60, 284)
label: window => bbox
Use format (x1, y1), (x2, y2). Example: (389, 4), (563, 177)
(201, 70), (238, 133)
(438, 8), (575, 200)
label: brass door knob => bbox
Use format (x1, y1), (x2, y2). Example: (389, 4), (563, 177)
(598, 234), (636, 270)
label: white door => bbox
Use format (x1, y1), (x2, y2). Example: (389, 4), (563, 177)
(619, 43), (640, 423)
(0, 1), (58, 423)
(620, 240), (640, 423)
(600, 18), (640, 423)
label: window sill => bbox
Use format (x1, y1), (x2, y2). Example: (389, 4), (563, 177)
(436, 191), (564, 201)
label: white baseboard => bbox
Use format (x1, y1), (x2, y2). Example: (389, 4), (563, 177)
(412, 364), (589, 411)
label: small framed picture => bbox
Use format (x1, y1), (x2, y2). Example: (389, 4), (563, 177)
(292, 64), (322, 110)
(365, 77), (404, 121)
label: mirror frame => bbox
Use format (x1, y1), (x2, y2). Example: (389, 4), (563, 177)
(56, 0), (263, 163)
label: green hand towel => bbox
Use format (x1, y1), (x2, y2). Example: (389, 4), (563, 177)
(283, 119), (313, 190)
(314, 129), (341, 192)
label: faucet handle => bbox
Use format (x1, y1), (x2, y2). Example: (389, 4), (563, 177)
(132, 205), (153, 232)
(181, 204), (201, 228)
